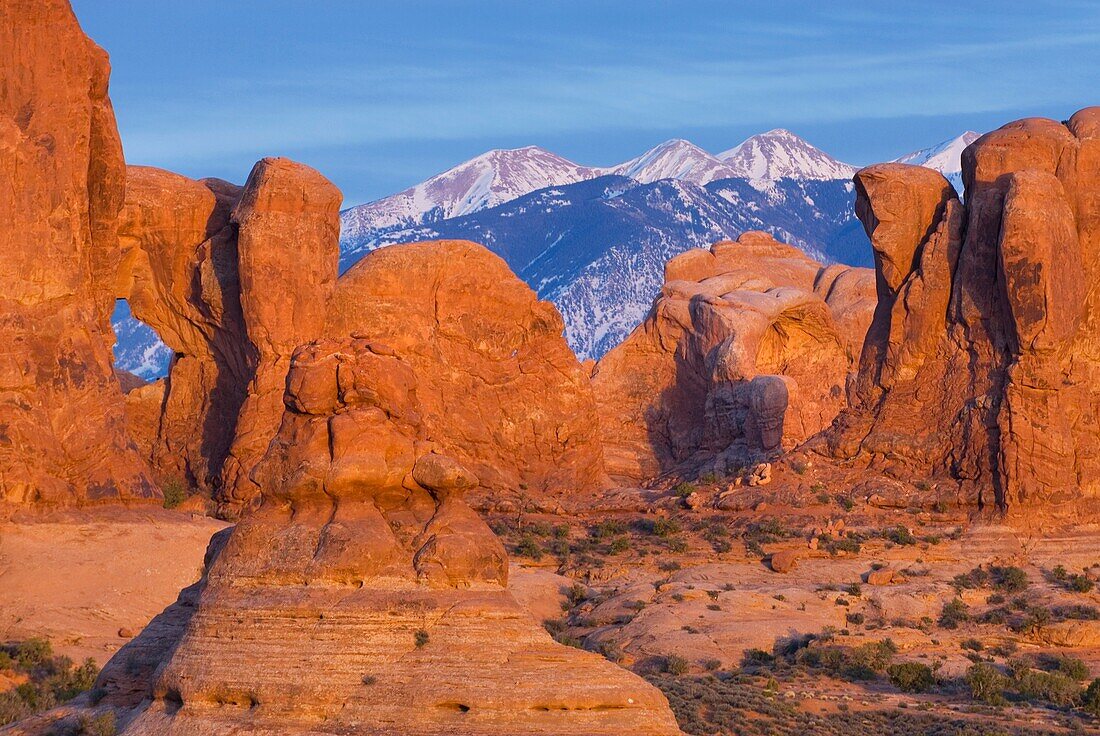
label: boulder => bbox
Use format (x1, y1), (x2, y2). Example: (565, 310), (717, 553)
(866, 568), (897, 586)
(593, 232), (875, 482)
(770, 550), (799, 573)
(79, 338), (682, 735)
(0, 0), (157, 506)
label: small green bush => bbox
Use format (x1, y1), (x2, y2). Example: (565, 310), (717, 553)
(672, 482), (696, 498)
(79, 712), (118, 736)
(162, 479), (187, 509)
(964, 662), (1007, 705)
(649, 517), (681, 538)
(664, 654), (689, 676)
(1082, 677), (1100, 716)
(887, 661), (936, 693)
(883, 525), (917, 546)
(1011, 664), (1081, 706)
(939, 598), (969, 629)
(514, 535), (543, 560)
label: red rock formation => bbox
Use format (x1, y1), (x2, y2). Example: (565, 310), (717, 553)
(217, 158), (342, 515)
(0, 0), (157, 505)
(827, 107), (1100, 517)
(80, 338), (682, 735)
(593, 232), (875, 482)
(116, 166), (249, 492)
(325, 240), (607, 507)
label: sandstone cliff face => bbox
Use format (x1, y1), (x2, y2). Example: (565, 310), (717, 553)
(326, 240), (607, 506)
(0, 0), (157, 505)
(593, 232), (875, 482)
(827, 107), (1100, 517)
(88, 339), (681, 735)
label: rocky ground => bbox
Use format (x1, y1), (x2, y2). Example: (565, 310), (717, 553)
(492, 461), (1100, 734)
(5, 470), (1100, 733)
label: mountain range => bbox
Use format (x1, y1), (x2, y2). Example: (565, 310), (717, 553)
(115, 128), (980, 378)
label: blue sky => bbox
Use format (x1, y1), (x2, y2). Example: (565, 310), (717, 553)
(72, 1), (1099, 207)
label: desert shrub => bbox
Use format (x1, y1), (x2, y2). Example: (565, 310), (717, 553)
(1012, 605), (1051, 634)
(664, 654), (689, 676)
(741, 648), (775, 667)
(990, 565), (1029, 593)
(514, 535), (543, 560)
(939, 598), (969, 629)
(650, 517), (681, 538)
(608, 537), (630, 555)
(887, 661), (936, 693)
(0, 639), (100, 726)
(960, 638), (984, 652)
(1082, 678), (1100, 717)
(162, 478), (187, 509)
(1050, 654), (1090, 681)
(658, 559), (681, 572)
(672, 482), (696, 498)
(846, 612), (864, 625)
(703, 658), (721, 671)
(552, 523), (570, 539)
(596, 641), (624, 663)
(1053, 604), (1100, 620)
(1010, 663), (1081, 706)
(566, 583), (588, 606)
(835, 495), (855, 512)
(414, 629), (430, 648)
(883, 525), (917, 546)
(667, 537), (688, 553)
(965, 662), (1008, 705)
(591, 520), (626, 539)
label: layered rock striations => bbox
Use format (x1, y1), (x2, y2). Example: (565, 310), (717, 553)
(592, 232), (875, 482)
(77, 339), (682, 735)
(826, 108), (1100, 517)
(0, 0), (157, 505)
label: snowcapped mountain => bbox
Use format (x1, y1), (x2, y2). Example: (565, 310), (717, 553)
(339, 146), (596, 243)
(339, 175), (868, 359)
(602, 139), (741, 185)
(893, 131), (980, 193)
(718, 129), (858, 184)
(113, 129), (980, 379)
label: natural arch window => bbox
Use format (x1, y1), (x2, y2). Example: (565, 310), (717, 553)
(111, 298), (173, 380)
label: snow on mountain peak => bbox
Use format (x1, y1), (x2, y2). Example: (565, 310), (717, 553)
(717, 129), (858, 183)
(605, 139), (740, 185)
(893, 131), (981, 174)
(340, 145), (596, 237)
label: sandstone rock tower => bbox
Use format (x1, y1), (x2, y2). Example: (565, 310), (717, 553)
(829, 108), (1100, 517)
